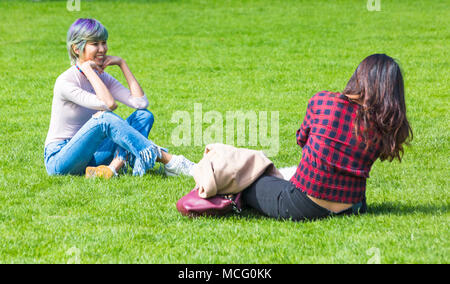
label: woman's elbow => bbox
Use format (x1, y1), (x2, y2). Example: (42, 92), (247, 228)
(134, 98), (149, 109)
(107, 101), (118, 111)
(138, 101), (149, 109)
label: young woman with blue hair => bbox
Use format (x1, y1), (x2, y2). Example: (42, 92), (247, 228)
(44, 18), (194, 178)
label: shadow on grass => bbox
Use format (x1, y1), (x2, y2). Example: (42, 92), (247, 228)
(366, 202), (449, 216)
(205, 202), (449, 222)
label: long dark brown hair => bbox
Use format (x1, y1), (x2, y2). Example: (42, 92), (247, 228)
(343, 54), (413, 162)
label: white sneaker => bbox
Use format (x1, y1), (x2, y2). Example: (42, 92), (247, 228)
(164, 155), (196, 177)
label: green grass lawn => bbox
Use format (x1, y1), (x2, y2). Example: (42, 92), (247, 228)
(0, 0), (449, 263)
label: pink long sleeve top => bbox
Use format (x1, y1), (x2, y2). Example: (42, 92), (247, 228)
(45, 66), (149, 146)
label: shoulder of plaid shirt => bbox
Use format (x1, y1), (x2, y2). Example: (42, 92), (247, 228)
(299, 91), (365, 214)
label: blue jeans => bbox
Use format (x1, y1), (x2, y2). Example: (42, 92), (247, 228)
(44, 109), (165, 176)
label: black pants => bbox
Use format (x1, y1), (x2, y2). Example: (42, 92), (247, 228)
(243, 175), (366, 221)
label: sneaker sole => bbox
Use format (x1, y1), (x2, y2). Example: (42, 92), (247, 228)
(85, 166), (114, 179)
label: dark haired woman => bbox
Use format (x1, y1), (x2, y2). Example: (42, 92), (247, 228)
(243, 54), (413, 221)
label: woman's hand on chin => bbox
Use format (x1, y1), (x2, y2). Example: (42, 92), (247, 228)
(101, 56), (124, 70)
(80, 60), (105, 74)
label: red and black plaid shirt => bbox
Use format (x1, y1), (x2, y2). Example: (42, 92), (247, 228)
(290, 91), (381, 204)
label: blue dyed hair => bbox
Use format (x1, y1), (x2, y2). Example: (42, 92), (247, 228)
(67, 18), (108, 64)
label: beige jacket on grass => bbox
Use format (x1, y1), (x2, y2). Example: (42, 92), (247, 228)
(193, 143), (283, 198)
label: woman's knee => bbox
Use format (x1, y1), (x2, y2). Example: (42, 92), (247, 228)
(138, 109), (154, 123)
(134, 109), (155, 129)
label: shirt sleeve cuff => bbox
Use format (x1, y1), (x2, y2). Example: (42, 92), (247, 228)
(130, 95), (149, 109)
